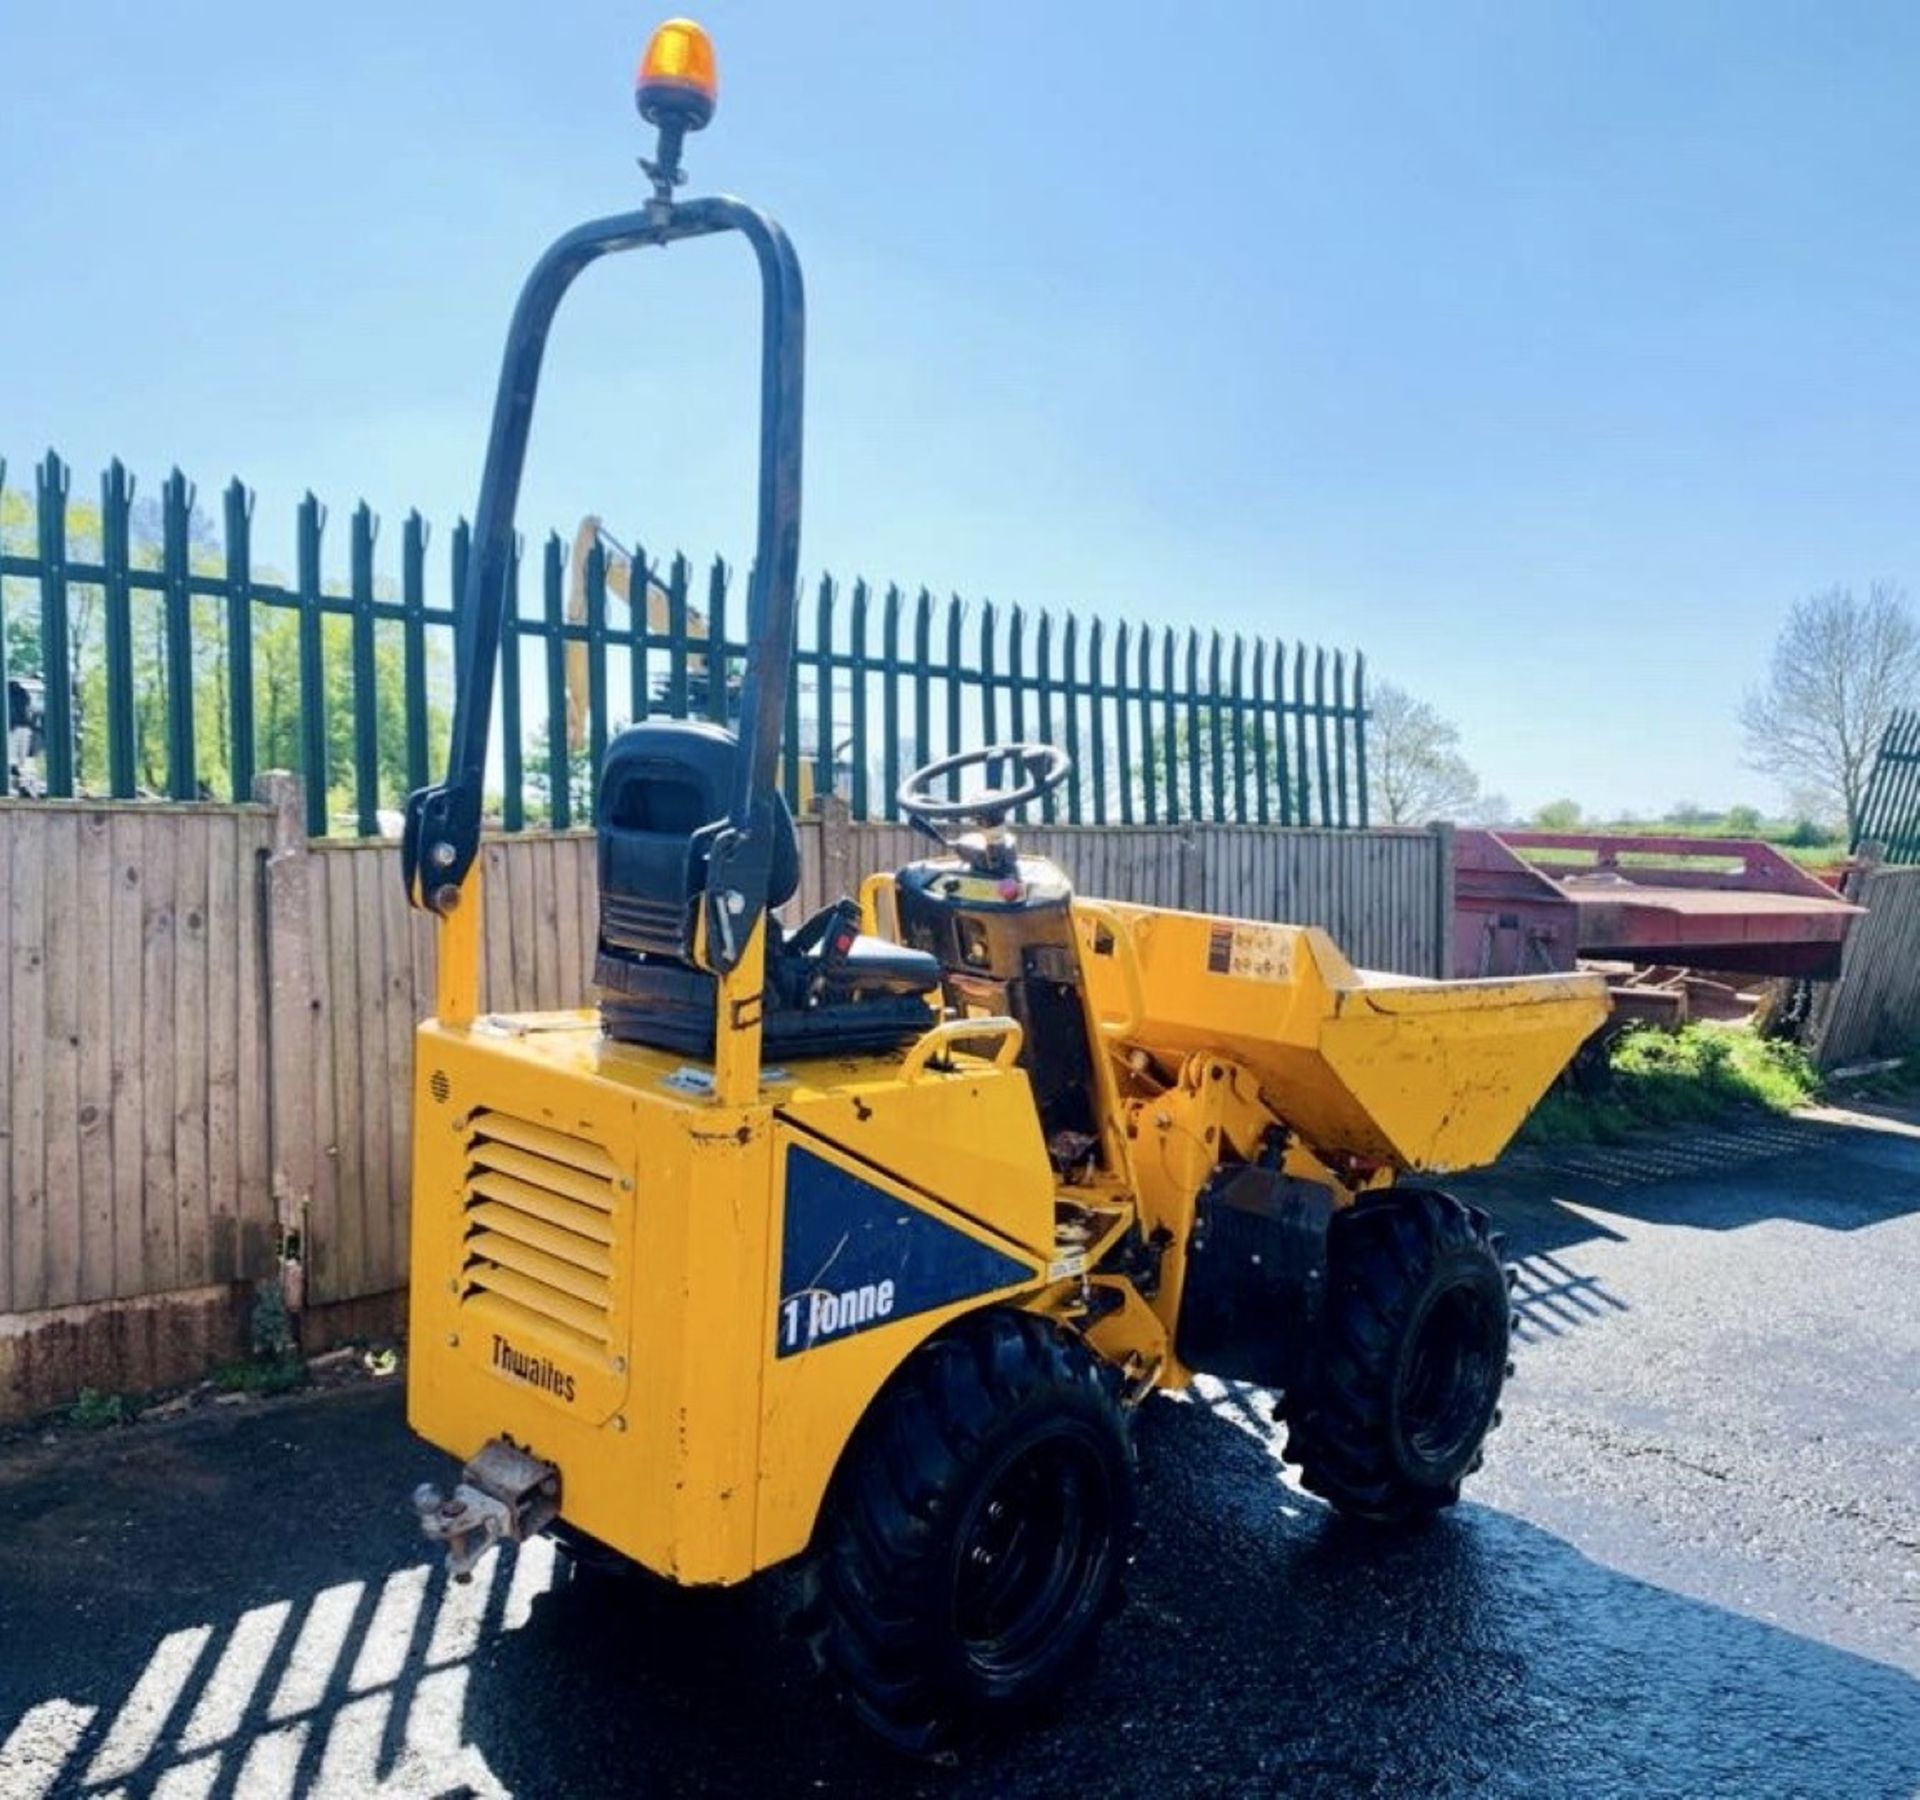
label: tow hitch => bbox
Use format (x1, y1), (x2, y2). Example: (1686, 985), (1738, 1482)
(412, 1438), (560, 1581)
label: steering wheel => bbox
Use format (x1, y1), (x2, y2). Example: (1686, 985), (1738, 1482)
(897, 742), (1072, 827)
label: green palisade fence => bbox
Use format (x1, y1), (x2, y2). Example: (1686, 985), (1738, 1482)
(1855, 708), (1920, 866)
(1, 450), (1370, 837)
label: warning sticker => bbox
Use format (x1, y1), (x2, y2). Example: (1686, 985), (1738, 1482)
(1205, 921), (1293, 983)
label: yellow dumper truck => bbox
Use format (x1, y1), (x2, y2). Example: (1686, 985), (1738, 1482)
(400, 20), (1607, 1752)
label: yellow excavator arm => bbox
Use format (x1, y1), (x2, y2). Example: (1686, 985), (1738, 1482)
(563, 516), (709, 753)
(565, 517), (815, 807)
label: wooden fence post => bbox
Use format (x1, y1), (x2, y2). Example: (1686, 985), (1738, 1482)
(256, 772), (319, 1310)
(1804, 847), (1883, 1068)
(1179, 828), (1206, 913)
(1428, 820), (1457, 977)
(817, 791), (854, 904)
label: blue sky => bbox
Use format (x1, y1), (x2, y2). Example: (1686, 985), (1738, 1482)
(4, 1), (1917, 817)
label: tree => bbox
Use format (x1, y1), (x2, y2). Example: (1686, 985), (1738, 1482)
(523, 715), (595, 824)
(1741, 582), (1920, 842)
(1366, 681), (1482, 824)
(5, 484), (447, 817)
(1532, 797), (1583, 831)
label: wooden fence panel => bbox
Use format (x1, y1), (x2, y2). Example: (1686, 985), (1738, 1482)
(2, 795), (1447, 1319)
(288, 830), (601, 1304)
(1809, 865), (1920, 1069)
(0, 801), (277, 1314)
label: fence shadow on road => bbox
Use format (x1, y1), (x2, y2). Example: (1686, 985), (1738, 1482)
(1500, 1107), (1920, 1236)
(1448, 1179), (1633, 1344)
(462, 1393), (1918, 1799)
(1506, 1246), (1632, 1344)
(3, 1384), (1916, 1799)
(1458, 1102), (1920, 1345)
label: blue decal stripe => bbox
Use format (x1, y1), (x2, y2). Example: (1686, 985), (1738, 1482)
(775, 1144), (1033, 1358)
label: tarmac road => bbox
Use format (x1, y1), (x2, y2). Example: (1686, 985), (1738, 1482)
(0, 1102), (1915, 1798)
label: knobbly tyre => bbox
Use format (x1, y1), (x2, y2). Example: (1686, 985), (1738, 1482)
(401, 20), (1608, 1755)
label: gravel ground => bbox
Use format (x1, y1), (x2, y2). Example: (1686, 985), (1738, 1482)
(0, 1102), (1914, 1798)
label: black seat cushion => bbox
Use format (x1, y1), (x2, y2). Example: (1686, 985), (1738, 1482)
(598, 720), (800, 960)
(596, 948), (938, 1059)
(837, 934), (942, 997)
(594, 722), (942, 1060)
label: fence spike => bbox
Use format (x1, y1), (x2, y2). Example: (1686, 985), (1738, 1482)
(1006, 603), (1028, 745)
(1249, 632), (1269, 825)
(159, 468), (200, 801)
(1184, 626), (1204, 824)
(910, 588), (934, 776)
(101, 460), (140, 798)
(880, 582), (902, 818)
(1159, 624), (1180, 825)
(1275, 640), (1296, 825)
(1351, 647), (1370, 828)
(704, 554), (730, 726)
(942, 593), (966, 793)
(1112, 618), (1134, 824)
(34, 452), (76, 797)
(0, 469), (1369, 838)
(1331, 648), (1351, 829)
(294, 492), (329, 834)
(1229, 633), (1247, 824)
(1312, 645), (1332, 828)
(1088, 615), (1107, 826)
(978, 597), (998, 748)
(541, 530), (570, 827)
(401, 510), (430, 794)
(848, 577), (872, 817)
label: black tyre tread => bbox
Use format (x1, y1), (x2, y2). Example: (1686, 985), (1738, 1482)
(801, 1308), (1136, 1754)
(1283, 1188), (1509, 1524)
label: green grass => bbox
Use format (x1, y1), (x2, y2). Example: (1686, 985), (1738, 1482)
(1538, 816), (1851, 869)
(67, 1388), (135, 1430)
(211, 1352), (308, 1397)
(1520, 1023), (1822, 1147)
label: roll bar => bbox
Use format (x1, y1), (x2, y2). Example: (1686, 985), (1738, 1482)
(402, 194), (804, 979)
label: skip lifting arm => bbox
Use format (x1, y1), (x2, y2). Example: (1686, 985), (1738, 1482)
(401, 196), (805, 984)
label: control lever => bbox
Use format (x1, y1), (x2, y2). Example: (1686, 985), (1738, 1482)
(787, 896), (862, 977)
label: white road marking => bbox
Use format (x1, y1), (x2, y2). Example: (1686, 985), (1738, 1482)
(8, 1546), (545, 1798)
(84, 1624), (213, 1784)
(0, 1699), (97, 1800)
(150, 1750), (222, 1797)
(267, 1580), (364, 1722)
(396, 1667), (508, 1799)
(309, 1690), (391, 1797)
(500, 1536), (557, 1631)
(178, 1599), (292, 1752)
(229, 1721), (311, 1800)
(347, 1565), (430, 1694)
(424, 1547), (500, 1667)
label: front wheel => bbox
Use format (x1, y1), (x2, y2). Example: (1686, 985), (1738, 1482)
(1283, 1188), (1511, 1523)
(801, 1310), (1136, 1754)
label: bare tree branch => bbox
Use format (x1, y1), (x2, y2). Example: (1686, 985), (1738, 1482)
(1741, 582), (1920, 839)
(1367, 681), (1482, 824)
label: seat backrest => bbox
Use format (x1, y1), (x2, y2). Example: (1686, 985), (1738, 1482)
(596, 719), (800, 961)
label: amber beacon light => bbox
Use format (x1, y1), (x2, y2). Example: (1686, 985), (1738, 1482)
(636, 18), (718, 130)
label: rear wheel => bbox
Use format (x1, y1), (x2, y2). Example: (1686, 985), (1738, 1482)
(801, 1310), (1135, 1754)
(1284, 1188), (1510, 1523)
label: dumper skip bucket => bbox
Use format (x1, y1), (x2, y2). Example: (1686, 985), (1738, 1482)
(1077, 901), (1609, 1174)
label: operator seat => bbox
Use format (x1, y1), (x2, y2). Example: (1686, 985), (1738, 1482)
(594, 720), (941, 1057)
